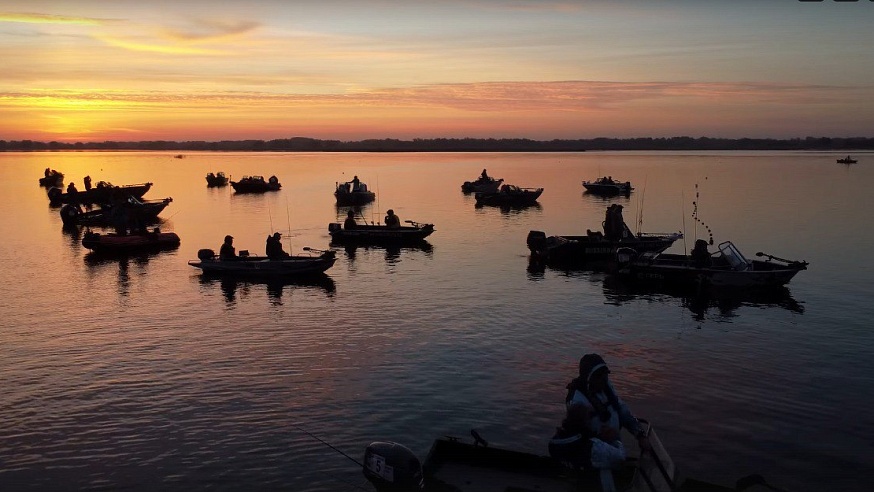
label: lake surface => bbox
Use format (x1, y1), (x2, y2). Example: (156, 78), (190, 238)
(1, 151), (872, 491)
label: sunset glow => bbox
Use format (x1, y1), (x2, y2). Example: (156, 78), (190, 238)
(2, 0), (873, 142)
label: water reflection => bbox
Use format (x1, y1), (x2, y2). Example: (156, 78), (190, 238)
(333, 241), (434, 265)
(197, 272), (336, 304)
(84, 250), (170, 298)
(528, 258), (804, 320)
(474, 202), (542, 215)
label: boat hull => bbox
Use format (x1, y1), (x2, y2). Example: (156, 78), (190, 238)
(334, 190), (376, 206)
(189, 252), (336, 277)
(328, 222), (434, 244)
(528, 230), (682, 265)
(60, 199), (172, 226)
(475, 188), (543, 206)
(618, 253), (807, 289)
(583, 183), (632, 195)
(82, 230), (180, 253)
(461, 178), (503, 193)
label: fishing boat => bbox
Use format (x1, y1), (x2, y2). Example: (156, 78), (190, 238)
(616, 240), (808, 289)
(60, 197), (173, 227)
(188, 248), (336, 277)
(583, 176), (633, 195)
(461, 176), (504, 193)
(205, 172), (229, 187)
(836, 156), (857, 164)
(81, 228), (180, 253)
(475, 184), (543, 207)
(362, 421), (779, 492)
(39, 169), (64, 187)
(528, 204), (682, 265)
(47, 181), (153, 206)
(328, 219), (435, 244)
(334, 177), (376, 205)
(230, 175), (281, 193)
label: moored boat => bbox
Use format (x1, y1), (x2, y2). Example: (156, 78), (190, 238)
(48, 181), (153, 205)
(60, 197), (173, 227)
(475, 184), (543, 207)
(528, 204), (682, 265)
(206, 172), (229, 187)
(188, 248), (336, 277)
(363, 421), (775, 492)
(616, 240), (808, 289)
(837, 156), (857, 164)
(328, 219), (435, 244)
(335, 176), (376, 205)
(230, 175), (281, 193)
(82, 228), (180, 253)
(583, 176), (633, 195)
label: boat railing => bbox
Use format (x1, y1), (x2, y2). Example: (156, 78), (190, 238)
(629, 419), (678, 492)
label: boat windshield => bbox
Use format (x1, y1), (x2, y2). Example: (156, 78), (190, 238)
(718, 241), (749, 271)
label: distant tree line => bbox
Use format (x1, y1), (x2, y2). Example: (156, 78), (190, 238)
(2, 136), (874, 152)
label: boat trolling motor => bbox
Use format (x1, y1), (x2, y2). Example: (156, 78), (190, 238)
(362, 441), (424, 491)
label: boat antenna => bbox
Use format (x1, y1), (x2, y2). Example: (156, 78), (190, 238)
(375, 174), (381, 225)
(636, 176), (647, 235)
(268, 206), (274, 235)
(691, 183), (714, 245)
(681, 190), (688, 256)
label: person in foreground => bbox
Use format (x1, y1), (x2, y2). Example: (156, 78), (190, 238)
(549, 353), (649, 492)
(384, 209), (400, 228)
(266, 232), (290, 259)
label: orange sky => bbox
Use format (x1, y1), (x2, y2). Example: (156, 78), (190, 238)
(2, 1), (873, 142)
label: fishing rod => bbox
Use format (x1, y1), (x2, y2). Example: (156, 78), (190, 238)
(292, 424), (363, 468)
(285, 196), (293, 252)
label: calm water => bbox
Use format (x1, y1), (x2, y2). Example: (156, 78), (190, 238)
(1, 151), (873, 491)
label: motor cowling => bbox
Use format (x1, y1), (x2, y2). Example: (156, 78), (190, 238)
(328, 223), (341, 232)
(363, 441), (423, 491)
(60, 204), (80, 224)
(197, 248), (215, 260)
(526, 230), (547, 252)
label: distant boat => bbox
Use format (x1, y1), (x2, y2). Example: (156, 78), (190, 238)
(837, 156), (857, 164)
(475, 184), (543, 207)
(334, 178), (375, 205)
(48, 181), (153, 206)
(39, 170), (64, 187)
(60, 197), (173, 227)
(582, 176), (633, 195)
(328, 219), (435, 245)
(205, 172), (229, 187)
(82, 229), (180, 253)
(461, 176), (503, 193)
(188, 248), (336, 277)
(230, 175), (281, 193)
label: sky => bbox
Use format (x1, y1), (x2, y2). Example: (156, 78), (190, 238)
(1, 0), (873, 142)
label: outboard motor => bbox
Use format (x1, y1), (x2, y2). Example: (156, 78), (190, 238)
(526, 230), (548, 256)
(59, 204), (80, 224)
(362, 441), (423, 491)
(197, 248), (215, 260)
(328, 223), (342, 233)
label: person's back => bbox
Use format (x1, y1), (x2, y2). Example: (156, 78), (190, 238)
(344, 212), (357, 230)
(384, 209), (400, 228)
(220, 235), (236, 260)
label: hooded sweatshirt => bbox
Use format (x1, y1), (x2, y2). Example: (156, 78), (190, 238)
(565, 354), (643, 440)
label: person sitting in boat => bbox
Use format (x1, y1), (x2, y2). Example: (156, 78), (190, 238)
(691, 238), (711, 268)
(384, 209), (400, 228)
(344, 210), (357, 230)
(220, 235), (237, 260)
(266, 232), (290, 260)
(565, 354), (649, 458)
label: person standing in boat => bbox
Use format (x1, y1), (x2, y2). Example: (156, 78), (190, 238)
(220, 235), (237, 260)
(66, 181), (83, 212)
(351, 175), (360, 192)
(344, 209), (357, 230)
(266, 232), (290, 260)
(384, 209), (400, 228)
(84, 175), (92, 191)
(550, 354), (649, 478)
(480, 168), (490, 181)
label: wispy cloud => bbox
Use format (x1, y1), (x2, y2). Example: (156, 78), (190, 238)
(160, 19), (261, 42)
(0, 12), (106, 25)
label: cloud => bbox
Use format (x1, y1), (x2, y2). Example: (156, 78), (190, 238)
(160, 19), (261, 42)
(0, 12), (106, 25)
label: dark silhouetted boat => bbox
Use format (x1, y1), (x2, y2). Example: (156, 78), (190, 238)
(528, 204), (681, 265)
(362, 420), (781, 492)
(582, 176), (633, 195)
(461, 176), (504, 193)
(475, 184), (543, 206)
(616, 240), (808, 289)
(48, 181), (153, 205)
(39, 170), (64, 187)
(335, 178), (375, 205)
(188, 248), (336, 277)
(230, 175), (281, 193)
(328, 219), (435, 244)
(206, 172), (229, 187)
(837, 156), (857, 164)
(60, 197), (173, 227)
(82, 228), (180, 253)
